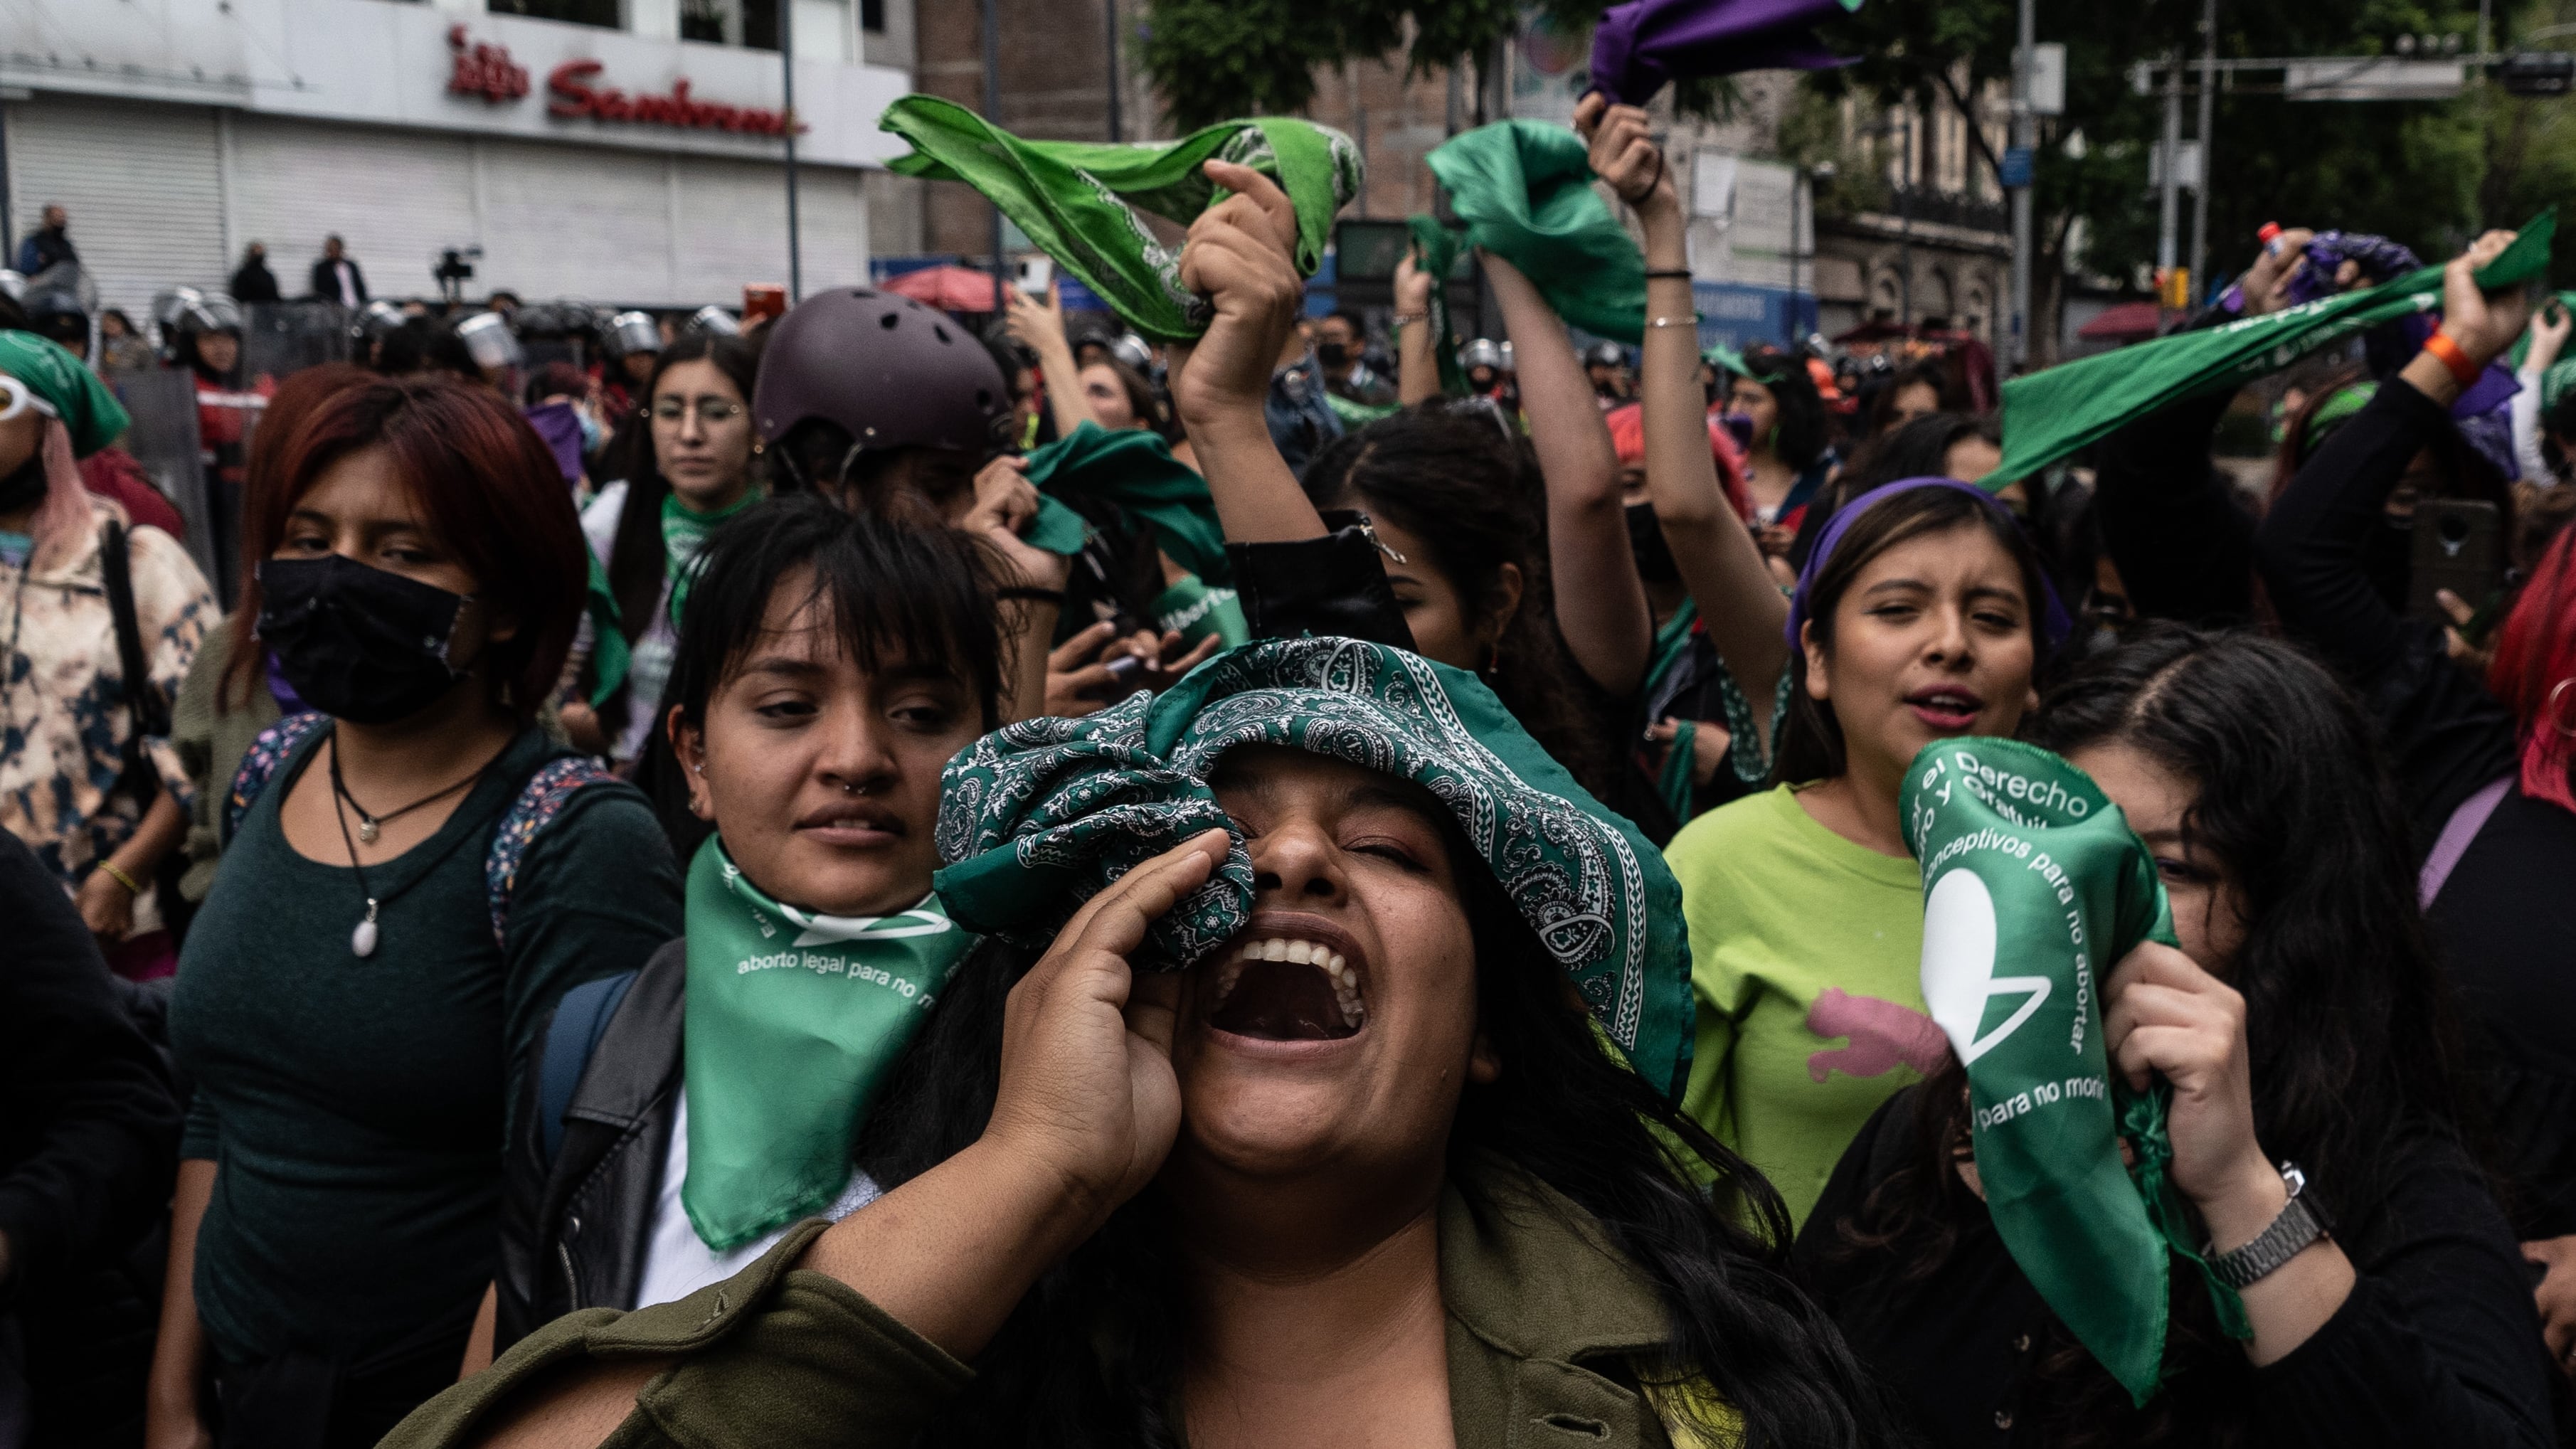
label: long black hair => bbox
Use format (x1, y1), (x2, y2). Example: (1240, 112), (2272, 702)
(1299, 406), (1620, 801)
(605, 331), (765, 644)
(1823, 625), (2472, 1446)
(1736, 343), (1830, 473)
(853, 809), (1902, 1448)
(1771, 484), (2057, 785)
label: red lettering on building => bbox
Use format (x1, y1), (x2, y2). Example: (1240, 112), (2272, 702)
(546, 61), (801, 137)
(446, 25), (531, 104)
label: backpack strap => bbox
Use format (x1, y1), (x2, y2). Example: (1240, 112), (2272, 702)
(485, 755), (622, 950)
(2419, 774), (2515, 910)
(222, 711), (330, 846)
(99, 520), (172, 739)
(538, 968), (640, 1166)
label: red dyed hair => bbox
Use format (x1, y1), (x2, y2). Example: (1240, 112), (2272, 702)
(228, 376), (586, 721)
(2489, 522), (2576, 811)
(1603, 402), (1754, 521)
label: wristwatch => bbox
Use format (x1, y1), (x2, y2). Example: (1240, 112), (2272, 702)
(2207, 1161), (2328, 1289)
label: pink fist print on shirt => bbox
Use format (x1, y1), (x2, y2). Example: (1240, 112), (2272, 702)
(1804, 988), (1951, 1083)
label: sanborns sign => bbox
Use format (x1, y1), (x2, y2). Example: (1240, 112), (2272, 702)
(440, 28), (798, 137)
(548, 61), (802, 136)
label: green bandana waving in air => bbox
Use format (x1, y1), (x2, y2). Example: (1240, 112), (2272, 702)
(881, 98), (1362, 342)
(1427, 120), (1652, 346)
(1903, 738), (2249, 1405)
(1993, 209), (2555, 487)
(933, 637), (1696, 1101)
(679, 839), (977, 1251)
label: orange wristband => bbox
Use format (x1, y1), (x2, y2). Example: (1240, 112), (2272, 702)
(2423, 329), (2481, 388)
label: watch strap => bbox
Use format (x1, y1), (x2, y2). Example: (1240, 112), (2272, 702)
(2207, 1166), (2327, 1289)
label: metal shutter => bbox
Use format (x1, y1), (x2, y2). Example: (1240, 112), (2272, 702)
(674, 156), (869, 303)
(6, 96), (227, 317)
(477, 137), (677, 304)
(228, 115), (478, 305)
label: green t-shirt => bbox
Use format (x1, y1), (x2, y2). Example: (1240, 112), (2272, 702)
(1666, 783), (1945, 1228)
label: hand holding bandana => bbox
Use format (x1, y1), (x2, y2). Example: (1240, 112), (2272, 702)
(933, 637), (1695, 1100)
(1903, 738), (2248, 1405)
(1993, 209), (2554, 488)
(882, 98), (1361, 343)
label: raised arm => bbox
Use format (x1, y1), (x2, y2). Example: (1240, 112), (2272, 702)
(1579, 95), (1788, 727)
(1005, 284), (1099, 440)
(1394, 252), (1443, 408)
(1483, 248), (1652, 696)
(1167, 160), (1329, 544)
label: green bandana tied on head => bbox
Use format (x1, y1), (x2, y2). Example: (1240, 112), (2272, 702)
(1992, 209), (2555, 489)
(1023, 421), (1231, 583)
(0, 330), (129, 457)
(933, 637), (1695, 1100)
(1426, 120), (1649, 345)
(882, 97), (1362, 343)
(681, 838), (977, 1252)
(1902, 738), (2249, 1406)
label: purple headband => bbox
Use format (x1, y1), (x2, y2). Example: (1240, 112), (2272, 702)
(1783, 477), (2074, 654)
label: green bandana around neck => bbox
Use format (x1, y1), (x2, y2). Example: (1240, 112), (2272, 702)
(681, 838), (977, 1253)
(1426, 120), (1649, 345)
(1023, 421), (1231, 583)
(1151, 573), (1250, 650)
(1902, 738), (2249, 1406)
(1406, 214), (1470, 398)
(882, 97), (1362, 343)
(933, 637), (1695, 1100)
(1992, 209), (2555, 489)
(658, 487), (763, 633)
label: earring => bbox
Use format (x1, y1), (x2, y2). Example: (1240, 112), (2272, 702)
(2550, 677), (2576, 739)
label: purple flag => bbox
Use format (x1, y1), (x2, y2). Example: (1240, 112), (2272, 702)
(1589, 0), (1862, 107)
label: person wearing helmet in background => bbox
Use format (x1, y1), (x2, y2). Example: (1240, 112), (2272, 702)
(165, 293), (271, 569)
(1460, 337), (1519, 413)
(597, 309), (663, 431)
(1585, 339), (1632, 408)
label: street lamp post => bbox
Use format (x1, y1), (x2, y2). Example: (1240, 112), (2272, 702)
(782, 0), (800, 302)
(2189, 0), (2218, 309)
(2009, 0), (2033, 370)
(985, 0), (1005, 314)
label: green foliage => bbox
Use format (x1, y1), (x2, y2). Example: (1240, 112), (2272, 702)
(1803, 0), (2506, 291)
(1141, 0), (1519, 129)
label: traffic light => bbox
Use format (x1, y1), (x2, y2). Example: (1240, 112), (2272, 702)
(2158, 267), (2192, 309)
(2496, 52), (2576, 97)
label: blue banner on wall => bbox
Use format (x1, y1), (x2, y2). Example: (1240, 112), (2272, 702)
(1693, 281), (1818, 354)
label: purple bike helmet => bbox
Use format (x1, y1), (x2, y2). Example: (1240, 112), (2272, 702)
(753, 287), (1012, 479)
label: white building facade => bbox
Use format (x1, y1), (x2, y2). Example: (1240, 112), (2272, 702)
(0, 0), (923, 315)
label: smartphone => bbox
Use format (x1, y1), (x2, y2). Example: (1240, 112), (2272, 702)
(1016, 256), (1054, 298)
(2407, 498), (2505, 625)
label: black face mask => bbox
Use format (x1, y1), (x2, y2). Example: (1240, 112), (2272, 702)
(0, 451), (46, 515)
(257, 555), (472, 725)
(1315, 341), (1350, 368)
(1626, 501), (1680, 585)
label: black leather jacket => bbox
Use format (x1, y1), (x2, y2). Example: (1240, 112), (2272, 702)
(494, 940), (684, 1352)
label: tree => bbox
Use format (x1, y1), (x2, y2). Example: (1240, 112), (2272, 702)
(1140, 0), (1520, 129)
(1803, 0), (2500, 361)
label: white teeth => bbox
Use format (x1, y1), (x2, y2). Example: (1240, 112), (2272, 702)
(1211, 939), (1368, 1029)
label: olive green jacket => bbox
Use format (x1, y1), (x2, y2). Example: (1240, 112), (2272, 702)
(385, 1157), (1729, 1448)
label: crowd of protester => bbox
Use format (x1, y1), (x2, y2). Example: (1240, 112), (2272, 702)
(2, 83), (2575, 1449)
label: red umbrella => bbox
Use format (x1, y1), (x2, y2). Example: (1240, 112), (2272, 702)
(881, 264), (1009, 313)
(2076, 301), (2165, 343)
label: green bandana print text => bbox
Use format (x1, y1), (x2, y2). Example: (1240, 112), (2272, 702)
(1903, 739), (2247, 1406)
(681, 839), (975, 1253)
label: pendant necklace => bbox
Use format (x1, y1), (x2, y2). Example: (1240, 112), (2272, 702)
(325, 727), (499, 958)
